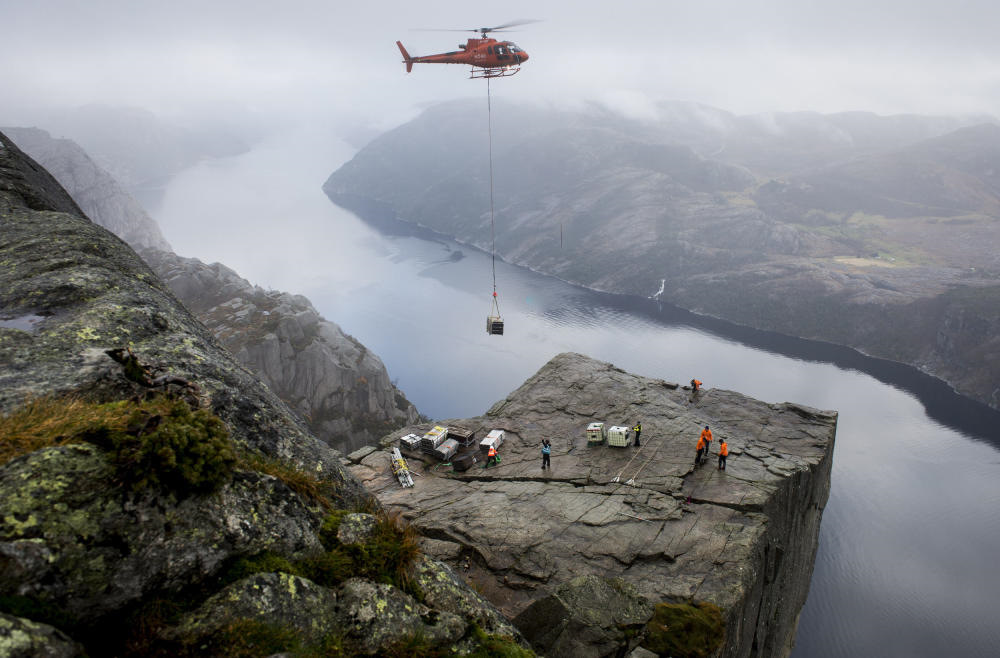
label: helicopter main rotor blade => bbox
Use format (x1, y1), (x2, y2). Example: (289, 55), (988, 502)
(411, 19), (541, 34)
(481, 19), (541, 32)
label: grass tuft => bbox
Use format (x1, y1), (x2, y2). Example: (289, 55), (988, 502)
(0, 396), (130, 465)
(0, 394), (235, 495)
(236, 451), (339, 509)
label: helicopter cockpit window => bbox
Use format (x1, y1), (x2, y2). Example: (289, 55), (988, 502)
(495, 46), (506, 55)
(508, 43), (523, 53)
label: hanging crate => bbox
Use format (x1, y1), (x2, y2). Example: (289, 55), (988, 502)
(487, 315), (504, 335)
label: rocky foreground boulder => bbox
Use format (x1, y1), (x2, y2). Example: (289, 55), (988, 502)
(349, 352), (837, 657)
(0, 131), (529, 656)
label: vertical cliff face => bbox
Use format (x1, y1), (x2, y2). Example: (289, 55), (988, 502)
(4, 126), (172, 251)
(141, 249), (422, 454)
(349, 353), (837, 657)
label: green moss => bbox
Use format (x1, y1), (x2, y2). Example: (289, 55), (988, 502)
(221, 552), (303, 584)
(299, 511), (421, 599)
(467, 623), (536, 658)
(181, 618), (302, 657)
(642, 601), (725, 658)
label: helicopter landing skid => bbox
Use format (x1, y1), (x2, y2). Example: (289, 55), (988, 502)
(470, 65), (520, 79)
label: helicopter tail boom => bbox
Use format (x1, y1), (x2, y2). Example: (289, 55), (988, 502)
(396, 41), (414, 72)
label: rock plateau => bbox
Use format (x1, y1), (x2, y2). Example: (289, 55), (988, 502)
(349, 352), (837, 657)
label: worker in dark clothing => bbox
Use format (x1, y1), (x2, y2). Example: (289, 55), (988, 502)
(699, 426), (712, 464)
(695, 434), (706, 466)
(718, 438), (728, 471)
(632, 421), (642, 447)
(541, 440), (551, 469)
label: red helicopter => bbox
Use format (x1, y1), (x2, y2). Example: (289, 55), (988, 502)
(396, 20), (535, 78)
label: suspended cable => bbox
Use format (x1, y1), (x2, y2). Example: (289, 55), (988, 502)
(488, 78), (497, 296)
(486, 75), (503, 334)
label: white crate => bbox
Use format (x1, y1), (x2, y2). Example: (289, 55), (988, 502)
(434, 438), (460, 461)
(586, 422), (606, 444)
(399, 433), (421, 451)
(421, 425), (449, 451)
(480, 429), (505, 453)
(607, 425), (631, 447)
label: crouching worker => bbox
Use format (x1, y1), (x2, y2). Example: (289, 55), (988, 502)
(718, 438), (728, 471)
(487, 445), (498, 468)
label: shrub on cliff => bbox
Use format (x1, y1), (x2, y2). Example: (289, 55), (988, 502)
(0, 395), (235, 495)
(643, 600), (725, 658)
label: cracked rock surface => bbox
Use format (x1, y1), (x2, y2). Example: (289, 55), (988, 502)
(350, 352), (837, 657)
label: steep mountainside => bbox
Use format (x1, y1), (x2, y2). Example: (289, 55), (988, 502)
(0, 130), (527, 656)
(142, 249), (421, 454)
(5, 126), (421, 454)
(325, 101), (1000, 410)
(4, 126), (172, 251)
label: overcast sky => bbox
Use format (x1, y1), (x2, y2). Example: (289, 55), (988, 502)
(3, 0), (1000, 135)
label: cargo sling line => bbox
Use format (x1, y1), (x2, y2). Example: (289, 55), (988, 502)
(485, 76), (504, 335)
(611, 440), (647, 483)
(623, 440), (665, 487)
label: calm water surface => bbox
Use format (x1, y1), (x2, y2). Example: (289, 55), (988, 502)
(156, 146), (1000, 658)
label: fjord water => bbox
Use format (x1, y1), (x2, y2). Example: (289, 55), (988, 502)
(155, 142), (1000, 658)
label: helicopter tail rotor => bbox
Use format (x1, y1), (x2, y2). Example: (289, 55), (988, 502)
(396, 41), (414, 72)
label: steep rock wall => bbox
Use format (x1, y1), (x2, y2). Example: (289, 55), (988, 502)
(141, 249), (421, 454)
(4, 126), (171, 251)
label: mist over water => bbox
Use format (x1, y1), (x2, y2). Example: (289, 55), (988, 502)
(152, 138), (1000, 657)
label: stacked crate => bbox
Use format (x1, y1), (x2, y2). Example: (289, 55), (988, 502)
(399, 433), (421, 453)
(421, 425), (449, 455)
(480, 429), (504, 454)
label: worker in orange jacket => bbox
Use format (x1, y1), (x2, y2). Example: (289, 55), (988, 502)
(718, 438), (729, 471)
(695, 435), (706, 466)
(691, 379), (702, 391)
(699, 426), (713, 464)
(487, 445), (498, 468)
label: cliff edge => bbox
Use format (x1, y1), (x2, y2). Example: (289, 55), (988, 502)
(350, 352), (837, 657)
